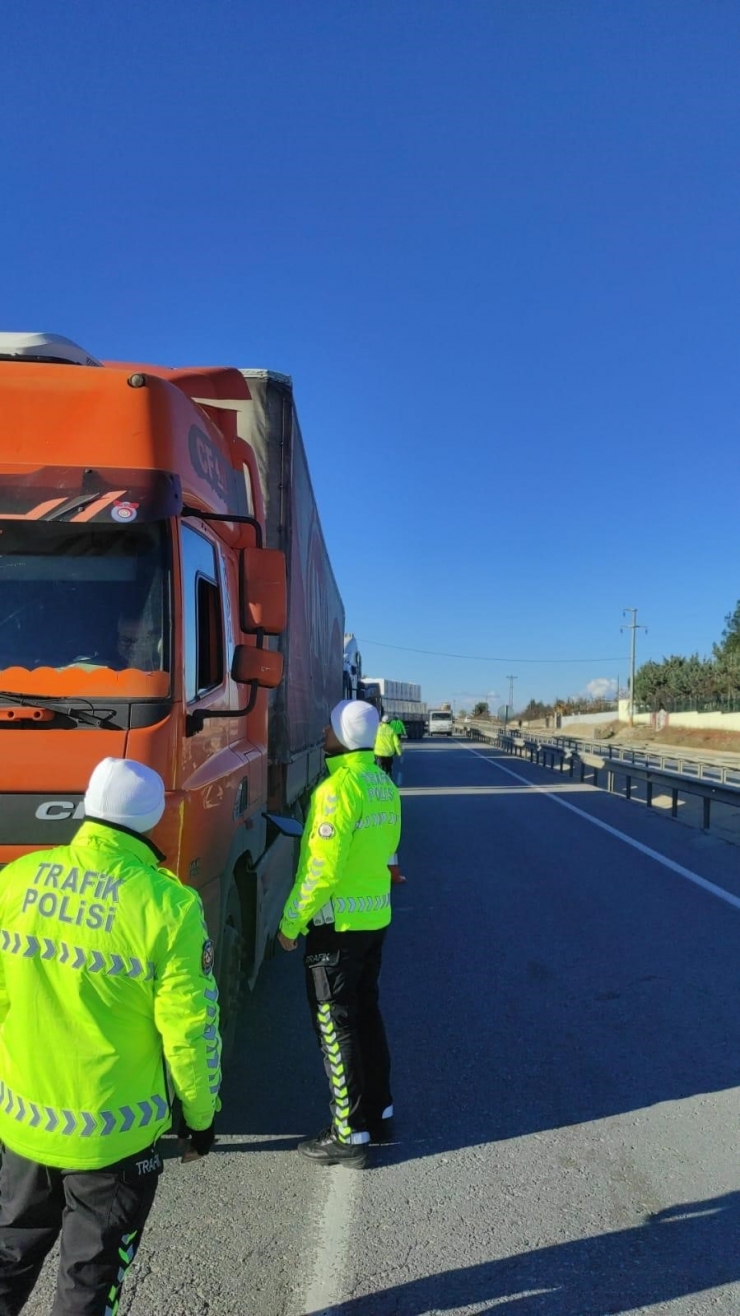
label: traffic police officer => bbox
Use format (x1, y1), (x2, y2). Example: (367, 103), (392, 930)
(374, 714), (403, 777)
(0, 758), (221, 1315)
(278, 701), (401, 1167)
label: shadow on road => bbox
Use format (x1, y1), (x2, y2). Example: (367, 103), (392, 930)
(319, 1191), (740, 1315)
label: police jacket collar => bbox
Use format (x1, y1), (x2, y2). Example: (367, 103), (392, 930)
(75, 818), (166, 865)
(325, 749), (375, 773)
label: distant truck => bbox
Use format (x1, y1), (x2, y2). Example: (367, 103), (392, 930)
(0, 334), (344, 1055)
(361, 677), (426, 740)
(428, 706), (454, 736)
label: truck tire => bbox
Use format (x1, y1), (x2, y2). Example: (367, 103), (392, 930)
(216, 879), (245, 1069)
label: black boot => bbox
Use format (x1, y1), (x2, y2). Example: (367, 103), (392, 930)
(298, 1126), (368, 1168)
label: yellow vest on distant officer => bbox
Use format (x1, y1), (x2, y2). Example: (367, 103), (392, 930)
(0, 821), (221, 1170)
(280, 751), (401, 939)
(374, 723), (402, 758)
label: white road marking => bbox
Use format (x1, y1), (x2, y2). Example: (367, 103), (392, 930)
(406, 742), (460, 750)
(300, 1165), (362, 1315)
(396, 769), (403, 786)
(482, 1294), (559, 1310)
(467, 745), (740, 914)
(400, 784), (593, 796)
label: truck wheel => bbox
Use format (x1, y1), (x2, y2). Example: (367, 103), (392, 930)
(217, 880), (244, 1069)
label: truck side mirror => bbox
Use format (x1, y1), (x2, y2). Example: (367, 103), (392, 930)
(231, 644), (283, 689)
(240, 547), (287, 636)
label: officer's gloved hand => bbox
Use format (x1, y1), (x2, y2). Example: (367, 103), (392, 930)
(178, 1117), (216, 1157)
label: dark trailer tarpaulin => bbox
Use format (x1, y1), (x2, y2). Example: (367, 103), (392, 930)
(240, 370), (344, 804)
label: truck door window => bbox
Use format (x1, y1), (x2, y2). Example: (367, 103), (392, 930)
(181, 525), (224, 702)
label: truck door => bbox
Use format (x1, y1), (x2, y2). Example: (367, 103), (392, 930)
(179, 524), (250, 933)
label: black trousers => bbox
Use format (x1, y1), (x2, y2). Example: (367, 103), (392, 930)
(0, 1143), (161, 1316)
(375, 756), (394, 778)
(305, 924), (391, 1141)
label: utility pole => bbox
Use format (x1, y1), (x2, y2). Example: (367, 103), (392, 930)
(621, 609), (647, 726)
(505, 674), (517, 728)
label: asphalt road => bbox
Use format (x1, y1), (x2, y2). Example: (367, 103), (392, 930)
(23, 738), (740, 1315)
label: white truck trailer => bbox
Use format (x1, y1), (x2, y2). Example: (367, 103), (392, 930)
(361, 677), (426, 740)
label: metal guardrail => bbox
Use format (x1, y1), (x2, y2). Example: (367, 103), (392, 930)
(460, 724), (740, 833)
(457, 722), (740, 787)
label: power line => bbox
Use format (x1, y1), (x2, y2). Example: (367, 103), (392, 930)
(362, 640), (627, 664)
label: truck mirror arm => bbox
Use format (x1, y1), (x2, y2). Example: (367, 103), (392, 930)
(182, 506), (263, 549)
(186, 637), (280, 736)
(186, 682), (259, 737)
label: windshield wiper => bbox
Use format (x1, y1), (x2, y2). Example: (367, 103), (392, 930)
(0, 691), (116, 729)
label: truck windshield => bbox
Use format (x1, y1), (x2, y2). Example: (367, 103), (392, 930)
(0, 522), (170, 695)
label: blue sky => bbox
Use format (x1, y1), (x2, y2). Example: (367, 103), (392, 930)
(2, 1), (739, 710)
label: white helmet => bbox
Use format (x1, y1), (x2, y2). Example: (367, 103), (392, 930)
(381, 714), (391, 723)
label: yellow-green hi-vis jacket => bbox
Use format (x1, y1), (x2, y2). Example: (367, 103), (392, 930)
(0, 821), (222, 1169)
(280, 750), (402, 939)
(374, 724), (402, 758)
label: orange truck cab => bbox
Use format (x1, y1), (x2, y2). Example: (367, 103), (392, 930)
(0, 333), (344, 1053)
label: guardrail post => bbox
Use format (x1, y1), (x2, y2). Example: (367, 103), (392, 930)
(626, 775), (631, 800)
(646, 780), (653, 810)
(671, 788), (678, 819)
(607, 770), (614, 794)
(593, 765), (599, 788)
(579, 760), (585, 784)
(703, 796), (711, 831)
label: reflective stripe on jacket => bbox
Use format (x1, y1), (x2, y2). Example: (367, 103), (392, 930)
(0, 821), (221, 1169)
(280, 750), (401, 938)
(374, 724), (402, 758)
